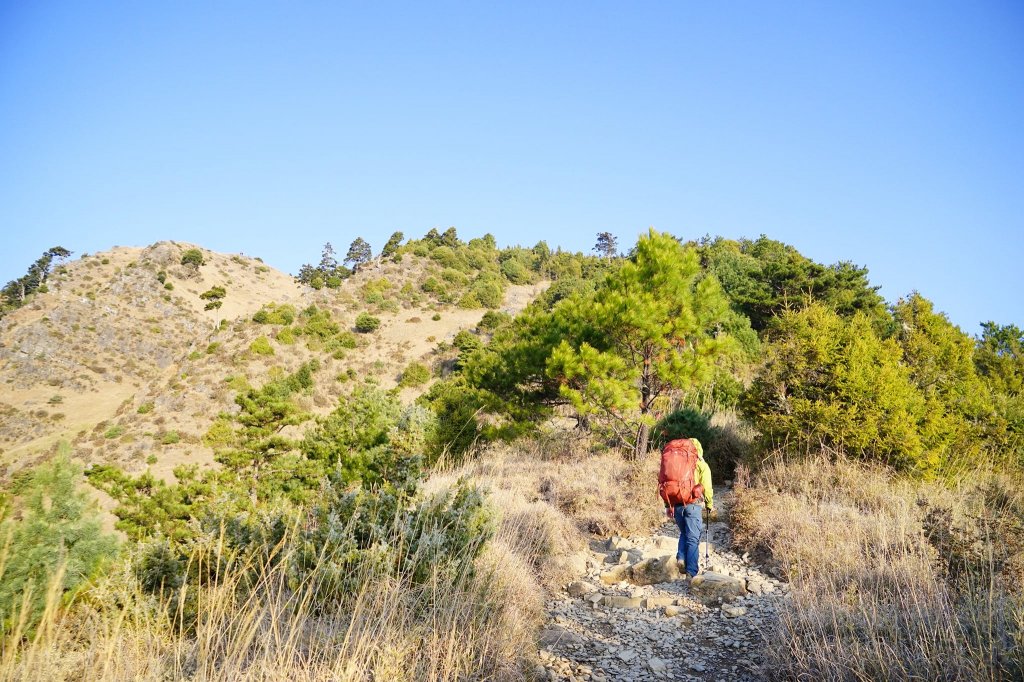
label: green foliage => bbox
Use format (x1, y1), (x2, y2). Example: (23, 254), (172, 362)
(742, 303), (958, 476)
(546, 229), (736, 453)
(594, 232), (618, 258)
(200, 286), (226, 310)
(297, 305), (340, 339)
(500, 257), (533, 284)
(215, 361), (319, 504)
(1, 246), (72, 318)
(202, 416), (236, 449)
(1, 451), (118, 633)
(354, 313), (381, 333)
(292, 476), (492, 601)
(976, 322), (1024, 396)
(698, 236), (885, 331)
(441, 268), (469, 286)
(361, 277), (394, 307)
(160, 431), (180, 445)
(200, 286), (226, 300)
(249, 336), (274, 356)
(654, 408), (716, 450)
(381, 231), (405, 258)
(301, 387), (432, 487)
(86, 464), (212, 542)
(104, 424), (125, 439)
(478, 310), (511, 331)
(275, 326), (296, 344)
(180, 248), (204, 268)
(975, 323), (1024, 460)
(400, 361), (431, 387)
(345, 237), (373, 271)
(470, 271), (505, 308)
(252, 303), (296, 325)
(419, 378), (485, 463)
(296, 243), (351, 286)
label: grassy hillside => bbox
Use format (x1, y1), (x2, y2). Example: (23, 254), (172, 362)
(0, 229), (1021, 681)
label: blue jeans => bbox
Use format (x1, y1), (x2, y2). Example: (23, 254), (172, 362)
(674, 503), (703, 577)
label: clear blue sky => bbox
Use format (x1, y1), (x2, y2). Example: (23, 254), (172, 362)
(2, 1), (1021, 332)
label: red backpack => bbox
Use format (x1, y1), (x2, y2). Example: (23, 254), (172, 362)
(658, 438), (703, 512)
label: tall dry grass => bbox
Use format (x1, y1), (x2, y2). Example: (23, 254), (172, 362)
(428, 433), (662, 561)
(0, 432), (663, 681)
(732, 453), (1024, 681)
(0, 500), (545, 681)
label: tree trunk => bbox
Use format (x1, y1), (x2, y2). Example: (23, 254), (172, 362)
(633, 422), (650, 459)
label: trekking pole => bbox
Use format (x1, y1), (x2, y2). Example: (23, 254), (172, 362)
(703, 507), (709, 563)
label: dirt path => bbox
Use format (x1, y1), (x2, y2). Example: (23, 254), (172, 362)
(536, 488), (790, 681)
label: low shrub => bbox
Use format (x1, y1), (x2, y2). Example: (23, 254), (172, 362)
(250, 336), (274, 356)
(399, 362), (431, 387)
(180, 248), (204, 268)
(354, 313), (381, 333)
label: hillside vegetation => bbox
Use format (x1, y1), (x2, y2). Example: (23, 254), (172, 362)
(0, 228), (1021, 680)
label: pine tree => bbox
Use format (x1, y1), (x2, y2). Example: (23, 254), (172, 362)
(318, 242), (338, 273)
(214, 362), (318, 504)
(0, 448), (117, 633)
(549, 229), (734, 456)
(593, 232), (618, 259)
(1, 246), (72, 316)
(381, 231), (404, 258)
(344, 238), (373, 272)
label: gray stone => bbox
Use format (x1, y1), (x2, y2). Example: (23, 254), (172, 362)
(608, 536), (633, 551)
(617, 648), (638, 662)
(663, 605), (680, 617)
(586, 593), (604, 608)
(603, 595), (643, 609)
(600, 564), (633, 585)
(539, 625), (583, 648)
(566, 581), (596, 598)
(630, 555), (682, 586)
(722, 604), (747, 618)
(640, 595), (676, 609)
(648, 657), (668, 674)
(690, 571), (748, 603)
(654, 535), (676, 551)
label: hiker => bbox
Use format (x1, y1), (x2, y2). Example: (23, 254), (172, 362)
(658, 437), (714, 578)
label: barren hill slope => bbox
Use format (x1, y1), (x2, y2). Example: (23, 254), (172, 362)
(0, 241), (545, 480)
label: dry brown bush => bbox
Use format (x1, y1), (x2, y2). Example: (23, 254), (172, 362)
(732, 453), (1024, 681)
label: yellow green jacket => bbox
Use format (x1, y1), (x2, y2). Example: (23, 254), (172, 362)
(691, 438), (714, 510)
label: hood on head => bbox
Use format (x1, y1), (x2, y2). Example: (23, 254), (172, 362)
(690, 438), (704, 459)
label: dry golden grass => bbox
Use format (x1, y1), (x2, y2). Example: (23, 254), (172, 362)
(732, 453), (1024, 681)
(424, 433), (663, 594)
(0, 428), (669, 682)
(0, 504), (546, 682)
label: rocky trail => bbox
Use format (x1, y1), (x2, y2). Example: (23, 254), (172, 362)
(537, 488), (790, 681)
